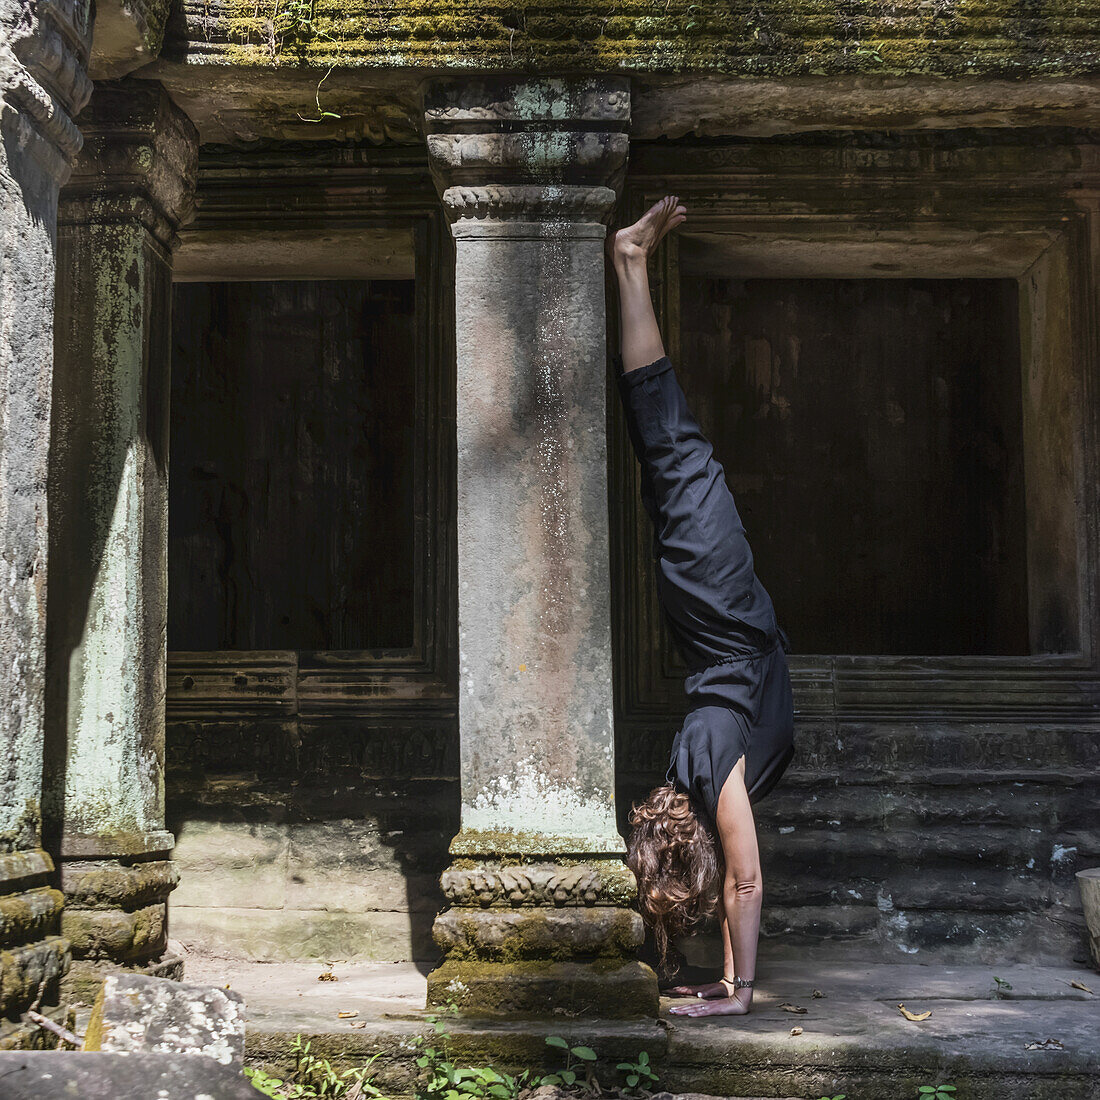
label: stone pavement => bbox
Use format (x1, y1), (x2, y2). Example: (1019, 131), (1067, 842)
(183, 946), (1100, 1099)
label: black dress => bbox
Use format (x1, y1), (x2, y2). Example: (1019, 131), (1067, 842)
(617, 354), (796, 822)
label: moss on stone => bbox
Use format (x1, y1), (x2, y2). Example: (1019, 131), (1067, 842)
(426, 957), (659, 1017)
(0, 887), (63, 948)
(172, 0), (1100, 77)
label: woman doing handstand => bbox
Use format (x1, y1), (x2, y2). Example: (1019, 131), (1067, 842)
(609, 196), (796, 1018)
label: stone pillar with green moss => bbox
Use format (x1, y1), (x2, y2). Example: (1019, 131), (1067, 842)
(46, 79), (198, 998)
(0, 0), (93, 1037)
(423, 77), (658, 1018)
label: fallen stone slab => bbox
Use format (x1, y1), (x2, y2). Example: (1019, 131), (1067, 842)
(0, 1050), (258, 1099)
(83, 973), (245, 1064)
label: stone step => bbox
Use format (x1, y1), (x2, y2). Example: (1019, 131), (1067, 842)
(620, 723), (1100, 775)
(186, 953), (1100, 1100)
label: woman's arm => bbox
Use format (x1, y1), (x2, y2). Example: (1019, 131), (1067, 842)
(670, 754), (761, 1017)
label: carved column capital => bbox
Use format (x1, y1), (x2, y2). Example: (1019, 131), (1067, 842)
(2, 0), (94, 176)
(424, 77), (629, 227)
(60, 79), (199, 249)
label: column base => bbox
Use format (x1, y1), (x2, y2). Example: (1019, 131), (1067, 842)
(427, 958), (658, 1018)
(58, 838), (180, 1000)
(428, 858), (659, 1018)
(0, 851), (70, 1021)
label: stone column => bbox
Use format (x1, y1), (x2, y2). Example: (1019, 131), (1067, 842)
(423, 78), (657, 1017)
(0, 0), (93, 1031)
(46, 80), (197, 998)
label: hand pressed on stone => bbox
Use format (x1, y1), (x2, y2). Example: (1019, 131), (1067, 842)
(665, 980), (730, 1000)
(669, 988), (753, 1017)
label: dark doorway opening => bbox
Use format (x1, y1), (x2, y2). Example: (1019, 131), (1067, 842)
(677, 277), (1028, 656)
(169, 278), (418, 652)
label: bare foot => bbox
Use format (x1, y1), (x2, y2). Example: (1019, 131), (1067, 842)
(666, 980), (729, 1000)
(669, 990), (752, 1017)
(608, 195), (686, 266)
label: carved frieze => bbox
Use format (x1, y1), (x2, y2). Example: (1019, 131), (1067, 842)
(440, 860), (636, 909)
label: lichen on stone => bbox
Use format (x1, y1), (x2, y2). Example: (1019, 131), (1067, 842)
(172, 0), (1100, 76)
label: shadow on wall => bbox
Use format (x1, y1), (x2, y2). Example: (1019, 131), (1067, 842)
(165, 718), (458, 976)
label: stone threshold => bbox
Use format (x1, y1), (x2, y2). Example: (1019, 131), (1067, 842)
(182, 950), (1100, 1100)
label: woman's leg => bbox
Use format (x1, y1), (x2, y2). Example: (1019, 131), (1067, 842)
(610, 195), (684, 373)
(610, 198), (780, 664)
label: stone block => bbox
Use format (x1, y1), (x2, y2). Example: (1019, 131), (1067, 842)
(171, 821), (289, 909)
(61, 902), (168, 961)
(0, 1051), (258, 1098)
(170, 906), (435, 962)
(89, 0), (172, 79)
(63, 953), (184, 1004)
(434, 906), (643, 960)
(61, 860), (178, 910)
(440, 860), (637, 907)
(0, 886), (65, 950)
(0, 937), (71, 1018)
(1077, 867), (1100, 968)
(427, 959), (659, 1018)
(84, 974), (245, 1064)
(286, 820), (444, 913)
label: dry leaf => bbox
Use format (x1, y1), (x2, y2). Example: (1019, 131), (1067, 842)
(789, 1026), (803, 1036)
(1025, 1037), (1065, 1050)
(318, 972), (338, 982)
(778, 1002), (808, 1014)
(337, 1010), (359, 1019)
(1070, 980), (1094, 994)
(898, 1003), (932, 1022)
(812, 989), (825, 998)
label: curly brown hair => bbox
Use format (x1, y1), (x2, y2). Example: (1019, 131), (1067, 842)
(625, 783), (723, 964)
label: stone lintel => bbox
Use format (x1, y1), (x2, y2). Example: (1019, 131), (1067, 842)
(89, 0), (171, 81)
(61, 78), (199, 247)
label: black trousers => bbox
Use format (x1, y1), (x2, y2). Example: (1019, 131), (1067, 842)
(617, 355), (795, 816)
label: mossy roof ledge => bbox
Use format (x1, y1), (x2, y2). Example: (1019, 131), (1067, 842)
(448, 828), (626, 858)
(170, 0), (1100, 78)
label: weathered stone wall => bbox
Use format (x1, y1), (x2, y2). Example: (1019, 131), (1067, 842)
(166, 718), (457, 961)
(167, 718), (1099, 966)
